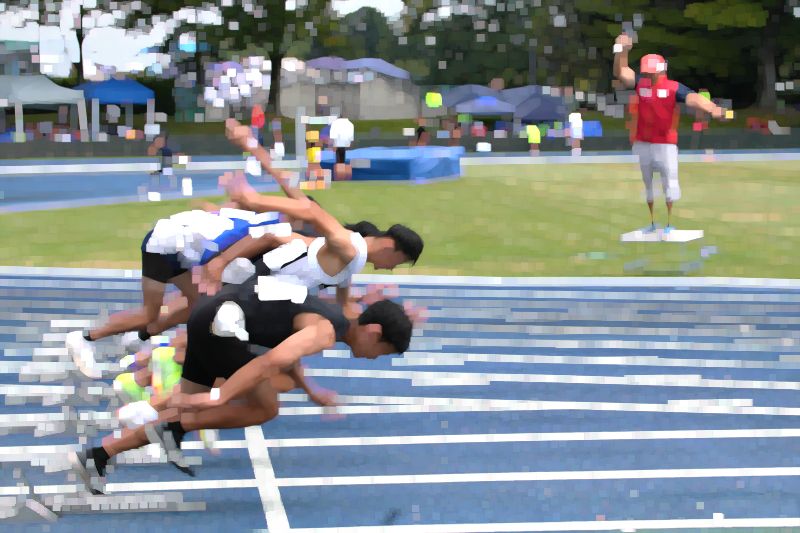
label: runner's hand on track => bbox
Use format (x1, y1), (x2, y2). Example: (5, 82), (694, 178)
(310, 388), (339, 407)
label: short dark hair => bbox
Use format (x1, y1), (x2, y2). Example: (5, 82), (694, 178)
(385, 224), (423, 265)
(345, 220), (381, 237)
(358, 299), (413, 354)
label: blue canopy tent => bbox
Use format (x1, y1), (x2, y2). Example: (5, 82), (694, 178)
(454, 95), (515, 116)
(75, 78), (156, 139)
(441, 85), (500, 109)
(500, 85), (543, 106)
(514, 94), (567, 123)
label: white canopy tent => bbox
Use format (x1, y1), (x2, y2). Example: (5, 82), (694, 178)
(0, 75), (88, 141)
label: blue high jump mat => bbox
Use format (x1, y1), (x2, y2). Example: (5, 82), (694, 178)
(320, 146), (465, 183)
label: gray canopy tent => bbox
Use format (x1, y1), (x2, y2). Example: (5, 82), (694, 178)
(0, 75), (88, 141)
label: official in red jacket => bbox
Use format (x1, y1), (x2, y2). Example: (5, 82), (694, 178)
(613, 34), (728, 233)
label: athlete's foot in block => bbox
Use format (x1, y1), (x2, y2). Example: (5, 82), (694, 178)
(65, 331), (101, 379)
(117, 400), (159, 428)
(69, 449), (107, 495)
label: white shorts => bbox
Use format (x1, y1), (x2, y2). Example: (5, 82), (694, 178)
(632, 142), (680, 202)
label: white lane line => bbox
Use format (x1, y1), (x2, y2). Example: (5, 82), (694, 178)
(278, 396), (800, 417)
(5, 427), (800, 459)
(393, 351), (800, 371)
(276, 466), (800, 487)
(288, 516), (800, 533)
(245, 425), (291, 533)
(303, 367), (800, 392)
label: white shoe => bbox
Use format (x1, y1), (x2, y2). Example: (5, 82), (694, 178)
(117, 401), (159, 428)
(65, 331), (101, 379)
(120, 331), (143, 353)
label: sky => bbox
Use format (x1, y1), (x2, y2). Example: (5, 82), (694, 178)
(0, 1), (408, 77)
(332, 0), (405, 19)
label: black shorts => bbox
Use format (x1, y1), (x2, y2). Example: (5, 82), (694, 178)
(141, 230), (189, 283)
(335, 147), (346, 164)
(180, 295), (257, 388)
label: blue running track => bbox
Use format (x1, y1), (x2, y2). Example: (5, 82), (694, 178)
(2, 268), (800, 532)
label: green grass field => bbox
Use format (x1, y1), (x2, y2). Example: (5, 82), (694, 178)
(1, 161), (797, 278)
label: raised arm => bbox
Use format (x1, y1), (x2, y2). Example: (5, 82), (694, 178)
(223, 170), (356, 264)
(613, 34), (636, 89)
(685, 92), (726, 119)
(225, 118), (308, 201)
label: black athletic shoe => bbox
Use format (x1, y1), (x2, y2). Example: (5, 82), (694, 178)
(145, 421), (195, 477)
(69, 448), (106, 495)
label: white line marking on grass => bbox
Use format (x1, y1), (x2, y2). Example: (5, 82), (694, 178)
(276, 466), (800, 487)
(2, 266), (800, 289)
(245, 425), (291, 533)
(289, 516), (800, 533)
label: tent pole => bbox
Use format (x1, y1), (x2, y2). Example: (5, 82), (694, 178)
(77, 98), (89, 142)
(14, 102), (24, 142)
(125, 103), (133, 128)
(91, 98), (100, 141)
(146, 98), (155, 126)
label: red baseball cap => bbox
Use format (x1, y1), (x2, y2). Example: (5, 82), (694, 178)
(640, 54), (667, 74)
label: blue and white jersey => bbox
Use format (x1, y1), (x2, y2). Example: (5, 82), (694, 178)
(145, 208), (286, 267)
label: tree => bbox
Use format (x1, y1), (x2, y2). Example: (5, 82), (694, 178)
(683, 0), (800, 108)
(221, 0), (332, 114)
(309, 7), (394, 60)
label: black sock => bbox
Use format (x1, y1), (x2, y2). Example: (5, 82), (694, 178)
(88, 446), (110, 474)
(83, 332), (94, 342)
(138, 330), (151, 342)
(167, 421), (187, 444)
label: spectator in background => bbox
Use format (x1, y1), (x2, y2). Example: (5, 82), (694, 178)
(250, 105), (266, 147)
(449, 122), (462, 147)
(415, 125), (429, 146)
(567, 108), (584, 156)
(148, 132), (173, 178)
(271, 116), (285, 160)
(329, 116), (354, 181)
(526, 124), (541, 156)
(690, 89), (711, 150)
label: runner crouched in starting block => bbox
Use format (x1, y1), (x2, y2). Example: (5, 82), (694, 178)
(112, 329), (340, 452)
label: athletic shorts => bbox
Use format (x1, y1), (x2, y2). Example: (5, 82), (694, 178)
(335, 147), (346, 164)
(141, 230), (188, 283)
(632, 141), (681, 202)
(181, 295), (257, 388)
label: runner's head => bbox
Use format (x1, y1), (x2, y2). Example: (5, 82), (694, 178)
(365, 224), (423, 270)
(348, 299), (413, 359)
(344, 220), (381, 237)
